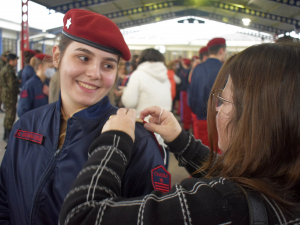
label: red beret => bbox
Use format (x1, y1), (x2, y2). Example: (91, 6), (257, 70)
(34, 53), (52, 62)
(24, 49), (36, 55)
(182, 58), (191, 66)
(207, 38), (226, 48)
(62, 9), (131, 61)
(199, 46), (208, 54)
(192, 56), (199, 60)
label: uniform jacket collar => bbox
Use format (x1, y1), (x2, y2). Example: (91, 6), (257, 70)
(55, 93), (112, 120)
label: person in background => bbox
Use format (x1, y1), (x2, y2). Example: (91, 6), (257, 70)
(60, 42), (300, 225)
(189, 47), (209, 140)
(122, 54), (139, 87)
(49, 71), (60, 103)
(20, 49), (36, 87)
(121, 48), (172, 117)
(121, 48), (172, 166)
(188, 47), (209, 83)
(0, 9), (164, 224)
(108, 55), (139, 106)
(189, 38), (226, 146)
(166, 60), (177, 101)
(0, 54), (19, 141)
(172, 59), (181, 114)
(0, 51), (9, 70)
(199, 46), (209, 62)
(17, 53), (54, 117)
(128, 54), (139, 73)
(179, 58), (192, 132)
(191, 55), (200, 68)
(0, 51), (10, 112)
(114, 62), (127, 107)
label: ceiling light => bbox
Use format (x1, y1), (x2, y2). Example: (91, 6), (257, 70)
(242, 18), (251, 26)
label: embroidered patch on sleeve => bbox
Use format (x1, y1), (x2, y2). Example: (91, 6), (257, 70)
(20, 90), (28, 98)
(14, 129), (43, 144)
(151, 165), (171, 193)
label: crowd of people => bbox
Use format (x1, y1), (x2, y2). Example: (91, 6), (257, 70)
(0, 8), (300, 225)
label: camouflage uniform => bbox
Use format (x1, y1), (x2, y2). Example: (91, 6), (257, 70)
(0, 64), (19, 129)
(0, 58), (6, 106)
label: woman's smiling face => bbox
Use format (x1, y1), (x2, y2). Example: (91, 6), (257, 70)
(53, 41), (118, 110)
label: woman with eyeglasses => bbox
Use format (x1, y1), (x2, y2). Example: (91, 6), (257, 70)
(60, 42), (300, 224)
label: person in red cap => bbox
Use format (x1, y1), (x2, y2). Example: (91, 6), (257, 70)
(199, 46), (209, 62)
(189, 38), (226, 146)
(0, 9), (164, 224)
(17, 53), (54, 117)
(20, 49), (36, 87)
(188, 47), (209, 83)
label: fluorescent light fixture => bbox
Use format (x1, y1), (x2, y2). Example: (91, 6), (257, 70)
(46, 33), (56, 38)
(155, 45), (166, 54)
(242, 18), (251, 26)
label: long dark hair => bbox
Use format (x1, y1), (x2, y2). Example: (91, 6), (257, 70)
(204, 43), (300, 210)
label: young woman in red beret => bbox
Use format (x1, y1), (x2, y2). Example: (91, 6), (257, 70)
(0, 9), (164, 224)
(60, 43), (300, 224)
(17, 53), (54, 117)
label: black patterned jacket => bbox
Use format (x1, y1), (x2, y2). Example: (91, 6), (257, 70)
(60, 130), (300, 225)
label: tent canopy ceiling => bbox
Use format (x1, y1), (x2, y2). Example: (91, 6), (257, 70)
(30, 0), (300, 35)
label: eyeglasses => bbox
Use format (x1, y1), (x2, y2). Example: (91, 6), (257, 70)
(211, 90), (233, 109)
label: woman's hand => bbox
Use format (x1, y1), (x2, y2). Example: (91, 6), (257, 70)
(140, 106), (182, 143)
(102, 108), (136, 141)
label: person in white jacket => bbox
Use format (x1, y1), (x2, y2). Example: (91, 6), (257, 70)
(122, 48), (172, 117)
(122, 49), (172, 166)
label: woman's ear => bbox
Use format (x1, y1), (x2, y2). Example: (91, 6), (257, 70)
(52, 45), (60, 68)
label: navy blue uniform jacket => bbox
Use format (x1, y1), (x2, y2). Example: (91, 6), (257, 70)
(178, 68), (191, 92)
(189, 58), (223, 120)
(0, 96), (164, 225)
(17, 74), (49, 117)
(21, 65), (35, 87)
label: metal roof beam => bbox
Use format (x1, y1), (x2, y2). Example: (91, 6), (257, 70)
(117, 8), (287, 35)
(197, 9), (288, 35)
(266, 0), (300, 8)
(104, 1), (174, 20)
(50, 0), (117, 14)
(212, 1), (300, 27)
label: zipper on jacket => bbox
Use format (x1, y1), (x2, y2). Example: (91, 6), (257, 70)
(30, 120), (72, 224)
(29, 157), (57, 224)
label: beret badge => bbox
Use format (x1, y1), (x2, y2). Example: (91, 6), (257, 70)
(66, 18), (72, 29)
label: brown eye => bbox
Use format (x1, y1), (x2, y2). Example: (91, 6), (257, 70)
(79, 56), (88, 61)
(104, 64), (113, 69)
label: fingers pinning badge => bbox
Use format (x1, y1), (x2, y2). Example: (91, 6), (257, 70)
(109, 115), (143, 123)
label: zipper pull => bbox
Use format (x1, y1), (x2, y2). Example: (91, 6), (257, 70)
(54, 149), (60, 157)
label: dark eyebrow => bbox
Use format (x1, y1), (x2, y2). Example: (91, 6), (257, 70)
(74, 48), (118, 64)
(103, 57), (118, 64)
(74, 48), (95, 56)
